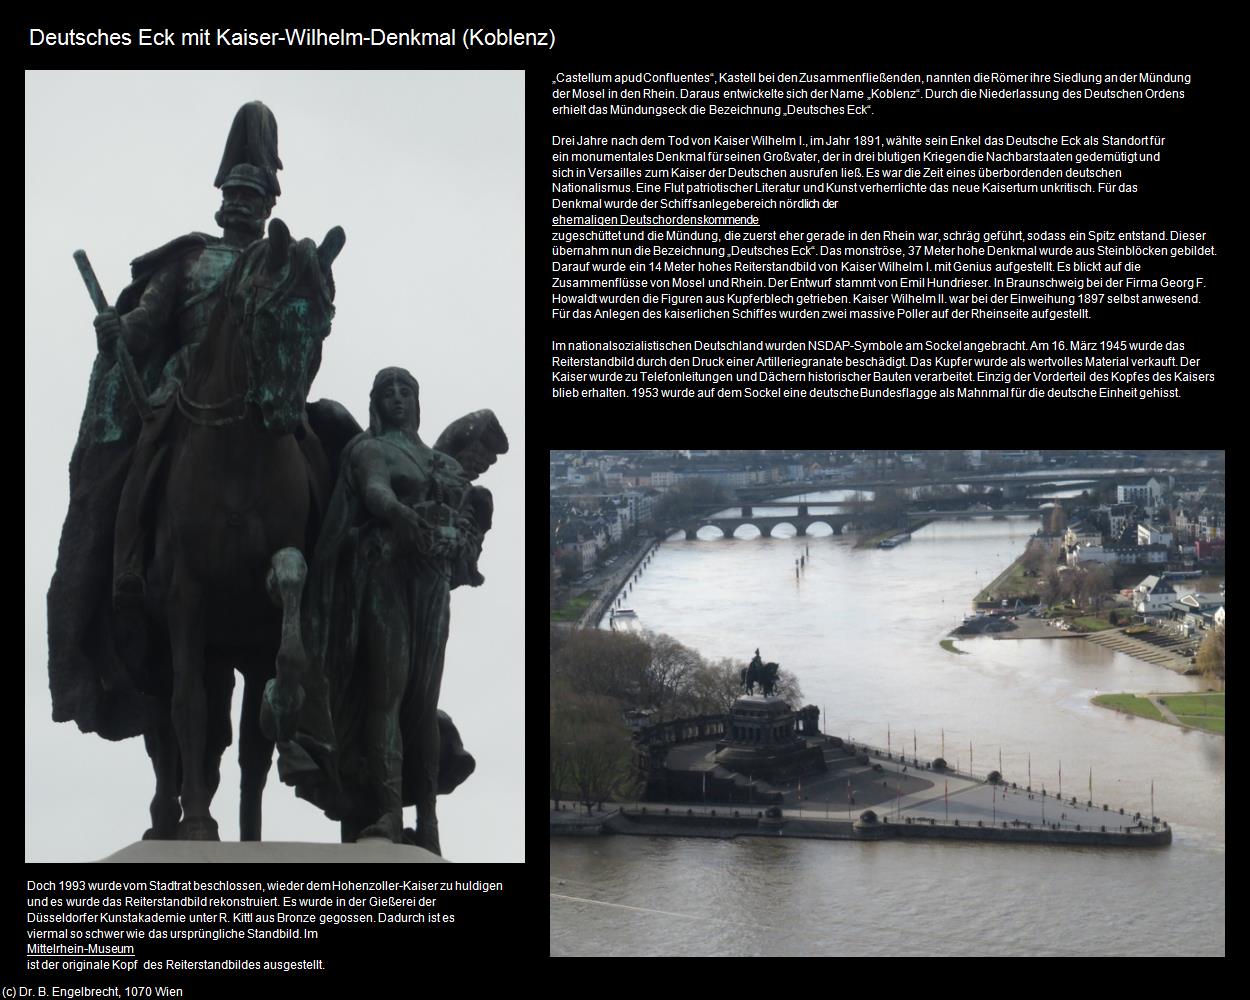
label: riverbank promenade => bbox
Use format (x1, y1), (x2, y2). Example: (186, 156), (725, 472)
(554, 740), (1169, 848)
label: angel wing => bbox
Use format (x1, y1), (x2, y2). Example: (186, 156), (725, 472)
(434, 409), (509, 481)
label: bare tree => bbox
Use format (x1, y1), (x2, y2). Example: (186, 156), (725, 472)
(560, 693), (633, 815)
(1196, 624), (1225, 683)
(1044, 505), (1068, 535)
(550, 683), (575, 810)
(551, 628), (652, 703)
(557, 549), (582, 579)
(646, 633), (702, 716)
(1041, 566), (1063, 606)
(772, 668), (805, 706)
(1059, 567), (1083, 607)
(680, 657), (755, 715)
(1082, 564), (1114, 610)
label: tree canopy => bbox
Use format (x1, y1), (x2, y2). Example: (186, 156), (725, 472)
(1196, 623), (1225, 683)
(550, 628), (806, 807)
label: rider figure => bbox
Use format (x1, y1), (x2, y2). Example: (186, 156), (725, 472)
(102, 103), (282, 607)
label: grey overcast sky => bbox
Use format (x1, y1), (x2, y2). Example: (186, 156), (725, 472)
(25, 70), (524, 862)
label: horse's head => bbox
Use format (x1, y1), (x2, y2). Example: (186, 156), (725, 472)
(227, 218), (346, 433)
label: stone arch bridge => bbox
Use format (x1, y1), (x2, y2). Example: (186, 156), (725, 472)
(670, 505), (1041, 540)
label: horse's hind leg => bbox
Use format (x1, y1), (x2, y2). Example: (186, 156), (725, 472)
(167, 574), (218, 840)
(143, 717), (180, 840)
(239, 662), (276, 841)
(203, 654), (236, 805)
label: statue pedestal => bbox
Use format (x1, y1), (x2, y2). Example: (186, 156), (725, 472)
(98, 840), (449, 863)
(714, 695), (824, 781)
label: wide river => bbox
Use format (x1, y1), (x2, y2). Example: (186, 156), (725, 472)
(551, 508), (1225, 956)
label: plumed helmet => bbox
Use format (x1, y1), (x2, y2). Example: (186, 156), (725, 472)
(214, 101), (282, 200)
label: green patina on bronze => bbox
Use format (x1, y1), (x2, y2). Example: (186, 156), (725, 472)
(271, 369), (508, 853)
(48, 101), (508, 856)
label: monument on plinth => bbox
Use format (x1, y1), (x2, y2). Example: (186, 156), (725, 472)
(45, 100), (508, 860)
(713, 649), (825, 782)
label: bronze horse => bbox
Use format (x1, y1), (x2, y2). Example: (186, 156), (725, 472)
(143, 219), (344, 840)
(740, 660), (780, 697)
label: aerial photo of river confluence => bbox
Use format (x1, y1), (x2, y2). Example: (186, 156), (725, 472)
(551, 499), (1225, 956)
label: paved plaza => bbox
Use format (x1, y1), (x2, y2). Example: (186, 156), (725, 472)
(658, 740), (1155, 833)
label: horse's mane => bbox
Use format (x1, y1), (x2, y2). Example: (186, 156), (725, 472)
(181, 233), (334, 408)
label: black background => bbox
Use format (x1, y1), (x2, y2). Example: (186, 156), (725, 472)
(24, 13), (1229, 975)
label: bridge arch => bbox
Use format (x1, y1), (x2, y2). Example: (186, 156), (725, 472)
(804, 519), (844, 536)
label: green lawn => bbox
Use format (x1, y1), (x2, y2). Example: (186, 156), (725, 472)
(1177, 716), (1225, 735)
(1071, 616), (1118, 632)
(551, 592), (595, 622)
(1159, 693), (1225, 735)
(1157, 693), (1224, 718)
(974, 552), (1039, 603)
(1092, 693), (1165, 723)
(939, 639), (969, 655)
(1094, 692), (1225, 735)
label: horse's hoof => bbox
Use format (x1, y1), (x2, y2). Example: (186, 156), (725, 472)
(177, 817), (220, 841)
(356, 812), (402, 844)
(412, 822), (440, 856)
